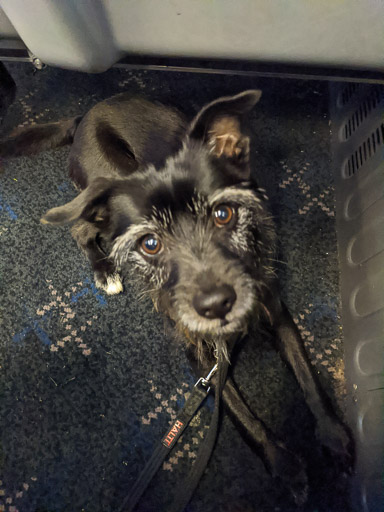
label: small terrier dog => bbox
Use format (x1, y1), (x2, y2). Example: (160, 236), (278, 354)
(1, 90), (354, 503)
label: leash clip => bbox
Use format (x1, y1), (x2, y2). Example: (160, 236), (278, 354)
(194, 363), (218, 394)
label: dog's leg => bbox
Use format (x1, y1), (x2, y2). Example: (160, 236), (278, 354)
(71, 220), (123, 295)
(186, 348), (307, 504)
(223, 376), (308, 505)
(269, 295), (354, 474)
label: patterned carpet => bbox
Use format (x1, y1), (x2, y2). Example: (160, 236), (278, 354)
(0, 62), (349, 511)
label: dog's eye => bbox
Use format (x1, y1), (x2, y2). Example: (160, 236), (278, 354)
(213, 205), (234, 227)
(141, 234), (162, 255)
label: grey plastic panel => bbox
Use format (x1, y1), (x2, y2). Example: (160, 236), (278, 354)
(1, 0), (384, 72)
(0, 8), (18, 38)
(0, 1), (121, 72)
(330, 83), (384, 512)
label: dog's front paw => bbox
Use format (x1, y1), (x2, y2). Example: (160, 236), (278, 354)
(268, 443), (308, 506)
(316, 418), (355, 475)
(94, 271), (123, 295)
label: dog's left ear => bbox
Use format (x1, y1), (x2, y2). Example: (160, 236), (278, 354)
(188, 90), (262, 179)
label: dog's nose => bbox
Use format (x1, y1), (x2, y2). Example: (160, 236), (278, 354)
(193, 284), (236, 319)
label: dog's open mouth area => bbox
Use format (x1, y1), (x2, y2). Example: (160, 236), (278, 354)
(0, 64), (348, 511)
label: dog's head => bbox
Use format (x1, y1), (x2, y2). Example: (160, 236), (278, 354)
(42, 90), (276, 357)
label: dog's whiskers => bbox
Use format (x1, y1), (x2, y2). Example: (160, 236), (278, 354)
(268, 257), (288, 266)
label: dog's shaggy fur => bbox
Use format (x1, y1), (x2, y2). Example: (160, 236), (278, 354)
(0, 90), (354, 504)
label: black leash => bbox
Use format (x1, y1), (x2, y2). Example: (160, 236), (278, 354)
(120, 359), (225, 512)
(168, 354), (229, 512)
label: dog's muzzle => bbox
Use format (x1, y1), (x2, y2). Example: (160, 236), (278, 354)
(192, 283), (236, 320)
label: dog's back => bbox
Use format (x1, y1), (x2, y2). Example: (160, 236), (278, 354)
(0, 93), (187, 189)
(69, 94), (187, 188)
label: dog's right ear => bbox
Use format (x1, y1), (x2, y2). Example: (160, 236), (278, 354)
(188, 90), (262, 180)
(188, 90), (262, 143)
(41, 178), (115, 225)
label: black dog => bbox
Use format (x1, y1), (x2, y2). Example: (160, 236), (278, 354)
(0, 90), (354, 504)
